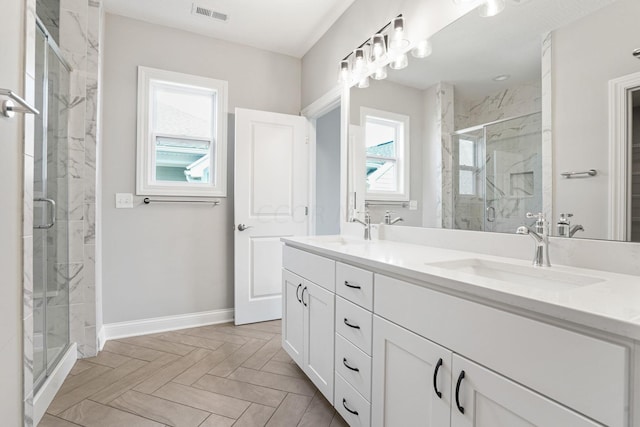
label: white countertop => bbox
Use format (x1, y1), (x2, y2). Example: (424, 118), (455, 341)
(282, 235), (640, 342)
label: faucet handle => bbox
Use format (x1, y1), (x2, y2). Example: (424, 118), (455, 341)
(526, 212), (546, 222)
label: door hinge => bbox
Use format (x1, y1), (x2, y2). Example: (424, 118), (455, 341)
(305, 137), (309, 145)
(305, 206), (309, 216)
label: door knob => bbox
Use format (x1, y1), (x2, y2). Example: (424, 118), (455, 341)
(237, 224), (253, 231)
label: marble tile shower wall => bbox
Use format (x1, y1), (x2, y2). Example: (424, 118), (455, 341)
(450, 80), (542, 231)
(58, 0), (102, 359)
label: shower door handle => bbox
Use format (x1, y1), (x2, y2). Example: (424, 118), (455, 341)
(34, 198), (56, 229)
(486, 206), (495, 223)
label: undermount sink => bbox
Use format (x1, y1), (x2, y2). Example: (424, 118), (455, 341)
(426, 258), (605, 291)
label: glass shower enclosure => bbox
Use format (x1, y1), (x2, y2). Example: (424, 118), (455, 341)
(33, 22), (71, 393)
(452, 112), (542, 233)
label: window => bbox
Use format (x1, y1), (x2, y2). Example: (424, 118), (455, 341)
(136, 66), (228, 197)
(458, 138), (479, 196)
(361, 108), (410, 201)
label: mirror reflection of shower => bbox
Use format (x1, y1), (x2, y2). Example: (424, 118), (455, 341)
(631, 89), (640, 242)
(452, 112), (542, 234)
(32, 20), (71, 394)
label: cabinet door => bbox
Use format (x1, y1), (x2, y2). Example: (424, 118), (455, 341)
(451, 355), (601, 427)
(282, 269), (304, 366)
(303, 281), (335, 401)
(371, 316), (451, 427)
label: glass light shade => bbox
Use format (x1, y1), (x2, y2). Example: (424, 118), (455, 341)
(411, 39), (433, 59)
(353, 47), (368, 76)
(357, 76), (370, 89)
(389, 16), (410, 50)
(370, 34), (387, 61)
(390, 53), (408, 70)
(372, 65), (387, 80)
(479, 0), (505, 17)
(338, 60), (351, 84)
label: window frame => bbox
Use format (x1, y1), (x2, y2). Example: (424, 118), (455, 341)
(457, 137), (481, 197)
(136, 66), (228, 197)
(360, 107), (410, 201)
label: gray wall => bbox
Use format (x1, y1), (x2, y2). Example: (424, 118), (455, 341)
(315, 106), (341, 235)
(553, 0), (640, 240)
(301, 0), (473, 107)
(102, 14), (301, 324)
(0, 0), (25, 424)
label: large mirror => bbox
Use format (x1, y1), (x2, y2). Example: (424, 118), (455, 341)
(347, 0), (640, 241)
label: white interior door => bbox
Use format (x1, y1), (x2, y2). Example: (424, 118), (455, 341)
(234, 108), (308, 325)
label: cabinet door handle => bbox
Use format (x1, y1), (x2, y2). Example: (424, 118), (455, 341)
(344, 280), (361, 289)
(296, 284), (302, 303)
(342, 398), (359, 416)
(343, 318), (360, 329)
(455, 370), (465, 414)
(433, 358), (443, 399)
(301, 287), (308, 307)
(343, 357), (359, 372)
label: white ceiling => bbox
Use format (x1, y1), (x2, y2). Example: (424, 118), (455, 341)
(103, 0), (356, 58)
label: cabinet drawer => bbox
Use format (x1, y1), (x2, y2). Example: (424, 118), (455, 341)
(335, 333), (372, 401)
(336, 262), (373, 310)
(375, 274), (629, 427)
(336, 296), (373, 355)
(335, 373), (371, 427)
(283, 246), (335, 291)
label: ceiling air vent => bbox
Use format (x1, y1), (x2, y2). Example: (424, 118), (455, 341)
(191, 4), (229, 22)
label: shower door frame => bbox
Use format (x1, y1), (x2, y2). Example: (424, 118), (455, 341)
(32, 18), (73, 394)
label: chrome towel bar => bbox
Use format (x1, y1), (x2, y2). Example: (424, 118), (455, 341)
(143, 197), (220, 206)
(561, 169), (597, 179)
(0, 88), (40, 117)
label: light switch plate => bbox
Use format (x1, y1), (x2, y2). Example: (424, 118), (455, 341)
(115, 193), (133, 209)
(409, 200), (418, 210)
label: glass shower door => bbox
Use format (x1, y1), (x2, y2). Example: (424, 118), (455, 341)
(33, 24), (71, 392)
(483, 112), (542, 233)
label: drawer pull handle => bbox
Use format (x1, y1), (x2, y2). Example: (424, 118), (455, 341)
(455, 370), (465, 414)
(342, 398), (359, 416)
(343, 318), (360, 329)
(344, 280), (361, 289)
(343, 357), (359, 372)
(433, 358), (443, 398)
(301, 286), (308, 307)
(296, 284), (302, 303)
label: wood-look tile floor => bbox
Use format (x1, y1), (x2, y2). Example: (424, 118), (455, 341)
(39, 320), (349, 427)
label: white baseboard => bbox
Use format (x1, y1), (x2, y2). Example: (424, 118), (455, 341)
(103, 308), (235, 342)
(34, 343), (77, 426)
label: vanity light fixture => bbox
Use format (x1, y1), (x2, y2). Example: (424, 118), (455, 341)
(337, 14), (416, 87)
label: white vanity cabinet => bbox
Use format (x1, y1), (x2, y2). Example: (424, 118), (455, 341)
(282, 247), (336, 401)
(281, 242), (633, 427)
(371, 316), (451, 427)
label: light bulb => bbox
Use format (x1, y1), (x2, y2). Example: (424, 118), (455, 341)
(479, 0), (505, 17)
(390, 53), (408, 70)
(353, 48), (367, 76)
(411, 39), (433, 59)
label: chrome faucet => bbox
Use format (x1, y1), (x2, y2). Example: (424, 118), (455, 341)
(351, 211), (372, 240)
(383, 210), (404, 225)
(516, 212), (551, 267)
(557, 213), (584, 238)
